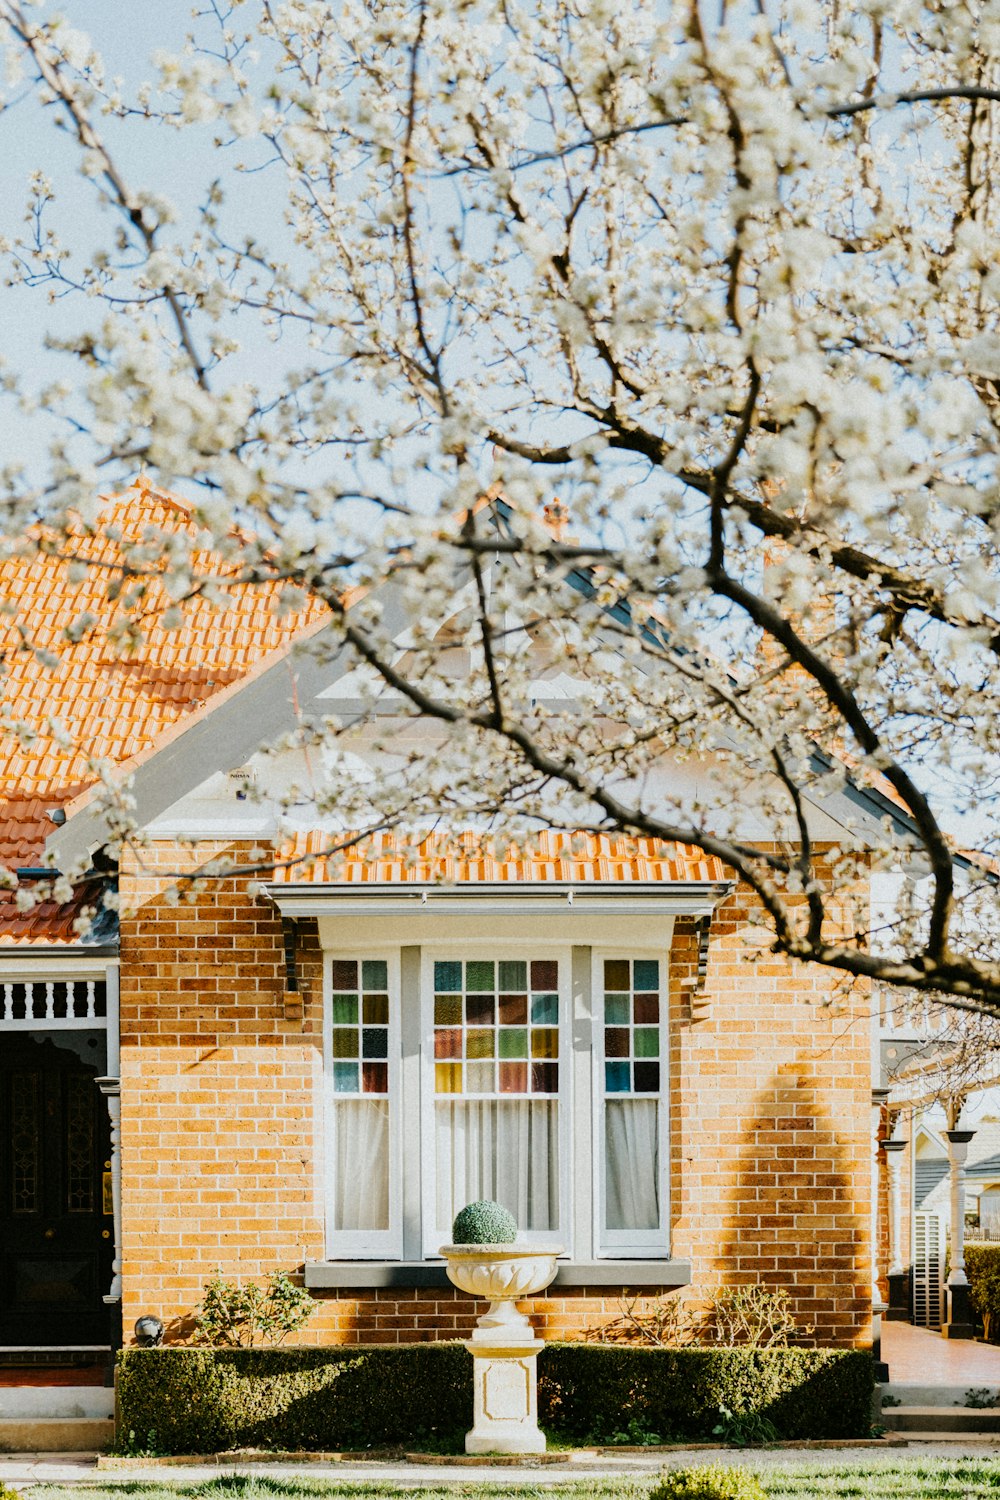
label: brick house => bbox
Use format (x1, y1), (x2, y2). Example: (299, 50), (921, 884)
(0, 479), (900, 1367)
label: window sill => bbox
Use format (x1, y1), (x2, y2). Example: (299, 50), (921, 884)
(304, 1259), (692, 1290)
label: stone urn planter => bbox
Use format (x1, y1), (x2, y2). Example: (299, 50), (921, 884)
(440, 1240), (564, 1454)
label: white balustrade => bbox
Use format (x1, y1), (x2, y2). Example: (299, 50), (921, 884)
(0, 978), (108, 1029)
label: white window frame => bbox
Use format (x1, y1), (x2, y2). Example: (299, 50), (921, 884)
(419, 943), (573, 1259)
(592, 948), (670, 1258)
(323, 948), (403, 1259)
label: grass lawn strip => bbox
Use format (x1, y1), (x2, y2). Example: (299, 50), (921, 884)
(13, 1461), (1000, 1500)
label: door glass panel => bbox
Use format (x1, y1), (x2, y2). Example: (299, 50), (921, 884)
(10, 1072), (40, 1215)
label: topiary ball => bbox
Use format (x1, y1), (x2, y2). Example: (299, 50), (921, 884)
(451, 1199), (518, 1245)
(649, 1467), (767, 1500)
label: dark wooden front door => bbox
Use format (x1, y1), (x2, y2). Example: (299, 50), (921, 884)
(0, 1033), (113, 1346)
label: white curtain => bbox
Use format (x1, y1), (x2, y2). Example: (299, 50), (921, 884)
(604, 1099), (659, 1231)
(334, 1099), (390, 1232)
(435, 1099), (559, 1231)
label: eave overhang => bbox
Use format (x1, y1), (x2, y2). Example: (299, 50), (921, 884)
(263, 879), (734, 918)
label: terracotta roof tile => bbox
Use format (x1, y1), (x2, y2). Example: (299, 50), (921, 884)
(0, 478), (326, 942)
(272, 829), (729, 886)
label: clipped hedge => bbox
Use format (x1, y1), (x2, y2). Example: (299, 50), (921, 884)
(116, 1344), (470, 1454)
(964, 1242), (1000, 1340)
(117, 1342), (874, 1453)
(538, 1345), (874, 1443)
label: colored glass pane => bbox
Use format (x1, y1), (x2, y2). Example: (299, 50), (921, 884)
(531, 959), (558, 990)
(363, 993), (389, 1025)
(434, 994), (462, 1026)
(634, 1061), (660, 1093)
(362, 1062), (388, 1094)
(466, 961), (495, 991)
(531, 1027), (558, 1059)
(604, 1027), (629, 1058)
(634, 959), (660, 990)
(531, 1062), (558, 1093)
(331, 960), (358, 989)
(332, 995), (358, 1024)
(634, 993), (659, 1024)
(466, 994), (495, 1026)
(605, 1060), (630, 1093)
(362, 1028), (388, 1060)
(332, 1029), (359, 1058)
(467, 1028), (495, 1059)
(435, 1028), (462, 1059)
(434, 961), (462, 992)
(435, 1063), (462, 1093)
(634, 1027), (659, 1058)
(499, 1062), (528, 1093)
(604, 993), (629, 1025)
(499, 960), (527, 990)
(362, 959), (388, 989)
(531, 993), (558, 1025)
(604, 959), (629, 990)
(466, 1061), (494, 1092)
(498, 1028), (528, 1059)
(499, 993), (528, 1025)
(333, 1062), (359, 1093)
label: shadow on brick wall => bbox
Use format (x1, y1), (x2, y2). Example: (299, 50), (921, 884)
(717, 1063), (869, 1347)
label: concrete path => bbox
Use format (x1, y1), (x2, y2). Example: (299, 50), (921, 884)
(4, 1445), (1000, 1487)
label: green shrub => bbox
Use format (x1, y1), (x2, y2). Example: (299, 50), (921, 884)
(451, 1200), (517, 1244)
(538, 1345), (873, 1443)
(964, 1243), (1000, 1341)
(195, 1269), (316, 1347)
(118, 1341), (873, 1454)
(0, 1487), (22, 1500)
(650, 1466), (768, 1500)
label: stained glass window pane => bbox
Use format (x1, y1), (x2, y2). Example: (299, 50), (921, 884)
(332, 1029), (359, 1058)
(531, 1028), (558, 1059)
(498, 1028), (528, 1059)
(435, 1028), (462, 1059)
(634, 959), (660, 990)
(331, 960), (358, 989)
(467, 1029), (495, 1059)
(530, 994), (558, 1025)
(467, 961), (495, 991)
(605, 993), (629, 1024)
(604, 959), (629, 990)
(531, 960), (558, 990)
(466, 994), (495, 1026)
(333, 1062), (359, 1092)
(634, 1027), (660, 1058)
(436, 1063), (463, 1093)
(466, 1061), (494, 1093)
(363, 993), (389, 1025)
(362, 1062), (388, 1095)
(634, 993), (659, 1024)
(435, 994), (462, 1025)
(605, 1060), (630, 1093)
(499, 1062), (528, 1092)
(634, 1062), (660, 1093)
(362, 1028), (388, 1059)
(362, 959), (388, 989)
(435, 961), (462, 992)
(332, 995), (358, 1024)
(499, 960), (527, 989)
(532, 1062), (559, 1093)
(499, 994), (528, 1025)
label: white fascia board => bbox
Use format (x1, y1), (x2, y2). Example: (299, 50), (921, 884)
(0, 949), (118, 977)
(264, 880), (734, 918)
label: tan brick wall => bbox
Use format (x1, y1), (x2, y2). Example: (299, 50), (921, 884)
(118, 840), (872, 1349)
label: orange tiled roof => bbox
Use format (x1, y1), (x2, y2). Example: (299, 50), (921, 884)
(0, 479), (327, 939)
(272, 830), (729, 885)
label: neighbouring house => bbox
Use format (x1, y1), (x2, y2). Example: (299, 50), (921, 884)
(0, 478), (932, 1370)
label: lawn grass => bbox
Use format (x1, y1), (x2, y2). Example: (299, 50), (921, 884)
(13, 1461), (1000, 1500)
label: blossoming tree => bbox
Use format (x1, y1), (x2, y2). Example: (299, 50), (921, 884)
(1, 0), (999, 1009)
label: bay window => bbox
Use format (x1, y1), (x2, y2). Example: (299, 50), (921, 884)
(323, 939), (670, 1264)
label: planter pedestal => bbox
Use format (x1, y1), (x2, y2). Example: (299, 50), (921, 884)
(465, 1325), (546, 1454)
(440, 1242), (563, 1455)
